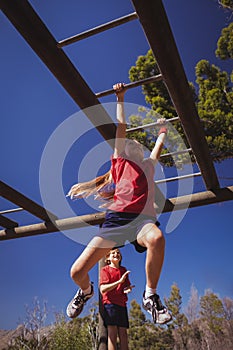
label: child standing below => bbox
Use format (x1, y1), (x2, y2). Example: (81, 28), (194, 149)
(100, 248), (133, 350)
(66, 83), (172, 325)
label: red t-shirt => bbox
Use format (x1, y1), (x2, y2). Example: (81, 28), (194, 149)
(108, 154), (156, 217)
(99, 265), (130, 307)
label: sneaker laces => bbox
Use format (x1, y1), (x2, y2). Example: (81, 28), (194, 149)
(149, 294), (165, 311)
(155, 295), (165, 311)
(72, 290), (84, 308)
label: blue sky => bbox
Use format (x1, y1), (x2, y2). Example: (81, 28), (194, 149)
(0, 0), (232, 330)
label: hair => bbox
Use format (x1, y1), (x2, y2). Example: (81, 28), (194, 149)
(67, 169), (115, 204)
(105, 248), (122, 265)
(67, 138), (146, 203)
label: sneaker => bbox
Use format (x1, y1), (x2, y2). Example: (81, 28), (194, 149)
(142, 292), (172, 324)
(66, 283), (94, 319)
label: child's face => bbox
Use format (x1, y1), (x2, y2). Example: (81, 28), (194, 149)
(125, 139), (144, 162)
(108, 249), (122, 264)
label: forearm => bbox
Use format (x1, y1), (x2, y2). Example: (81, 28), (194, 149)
(116, 95), (126, 125)
(150, 126), (167, 163)
(153, 133), (166, 157)
(114, 87), (127, 156)
(100, 280), (122, 294)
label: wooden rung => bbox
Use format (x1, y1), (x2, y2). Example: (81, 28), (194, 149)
(126, 116), (179, 133)
(96, 74), (163, 98)
(0, 207), (24, 215)
(57, 12), (138, 48)
(155, 172), (202, 184)
(160, 148), (192, 158)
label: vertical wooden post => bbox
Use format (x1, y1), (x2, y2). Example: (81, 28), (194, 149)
(98, 258), (107, 350)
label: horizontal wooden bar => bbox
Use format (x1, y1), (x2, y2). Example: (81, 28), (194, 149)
(0, 212), (106, 240)
(155, 172), (202, 185)
(0, 214), (18, 229)
(164, 185), (233, 212)
(126, 116), (179, 133)
(160, 148), (192, 158)
(57, 12), (138, 48)
(0, 181), (57, 222)
(0, 186), (232, 240)
(0, 207), (23, 215)
(96, 74), (163, 98)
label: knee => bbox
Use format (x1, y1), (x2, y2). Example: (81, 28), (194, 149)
(70, 263), (84, 282)
(147, 229), (165, 250)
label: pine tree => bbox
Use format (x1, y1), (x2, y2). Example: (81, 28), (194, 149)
(128, 1), (233, 165)
(128, 299), (174, 350)
(199, 290), (225, 334)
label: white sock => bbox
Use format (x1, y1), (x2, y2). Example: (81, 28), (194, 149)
(82, 284), (92, 296)
(145, 286), (156, 299)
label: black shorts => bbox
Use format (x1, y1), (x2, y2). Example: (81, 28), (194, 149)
(98, 210), (160, 253)
(103, 303), (129, 328)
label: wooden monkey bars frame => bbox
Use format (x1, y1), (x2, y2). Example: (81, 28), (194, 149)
(0, 0), (232, 241)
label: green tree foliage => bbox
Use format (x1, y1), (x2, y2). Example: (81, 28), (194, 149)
(216, 22), (233, 60)
(199, 290), (225, 334)
(127, 109), (193, 168)
(4, 290), (233, 350)
(128, 299), (174, 350)
(128, 10), (233, 164)
(197, 290), (233, 350)
(129, 50), (176, 119)
(165, 283), (188, 329)
(195, 59), (233, 160)
(164, 284), (191, 350)
(218, 0), (233, 11)
(215, 0), (233, 61)
(48, 315), (92, 350)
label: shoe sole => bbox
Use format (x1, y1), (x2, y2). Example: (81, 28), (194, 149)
(156, 314), (172, 324)
(142, 302), (172, 324)
(66, 291), (94, 319)
(66, 302), (84, 318)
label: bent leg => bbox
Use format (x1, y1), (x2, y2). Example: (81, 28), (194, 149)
(118, 326), (129, 350)
(107, 325), (118, 350)
(137, 223), (165, 289)
(70, 236), (116, 290)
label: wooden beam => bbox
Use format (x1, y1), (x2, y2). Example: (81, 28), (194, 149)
(0, 214), (18, 229)
(0, 181), (57, 222)
(131, 0), (220, 190)
(0, 186), (232, 240)
(163, 186), (233, 212)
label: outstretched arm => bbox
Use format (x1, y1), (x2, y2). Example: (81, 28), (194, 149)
(113, 83), (127, 158)
(100, 270), (130, 294)
(150, 118), (167, 165)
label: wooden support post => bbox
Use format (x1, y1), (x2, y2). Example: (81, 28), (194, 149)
(98, 258), (108, 350)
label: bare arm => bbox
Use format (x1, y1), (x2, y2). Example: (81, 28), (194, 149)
(113, 83), (127, 158)
(100, 270), (130, 294)
(150, 119), (167, 165)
